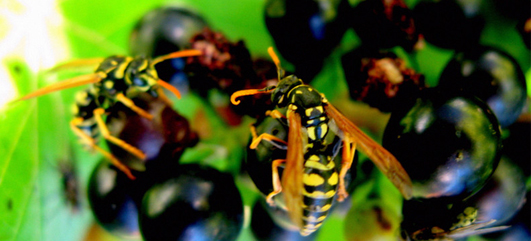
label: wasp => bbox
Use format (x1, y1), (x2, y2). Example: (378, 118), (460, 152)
(231, 47), (412, 236)
(13, 50), (202, 179)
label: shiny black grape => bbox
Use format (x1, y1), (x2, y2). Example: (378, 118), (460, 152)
(412, 0), (485, 50)
(87, 160), (143, 239)
(139, 164), (244, 241)
(250, 198), (318, 241)
(129, 6), (208, 92)
(400, 156), (527, 240)
(438, 46), (527, 127)
(264, 0), (350, 81)
(467, 156), (527, 227)
(382, 88), (502, 200)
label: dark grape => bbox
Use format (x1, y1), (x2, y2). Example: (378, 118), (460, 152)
(264, 0), (350, 81)
(139, 164), (244, 241)
(250, 198), (317, 241)
(412, 0), (485, 50)
(87, 160), (142, 239)
(469, 156), (527, 227)
(129, 6), (208, 93)
(350, 0), (419, 51)
(438, 46), (527, 127)
(383, 88), (502, 199)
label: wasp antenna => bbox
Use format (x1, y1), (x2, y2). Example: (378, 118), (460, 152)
(151, 49), (203, 66)
(157, 79), (181, 99)
(267, 47), (284, 79)
(230, 88), (274, 105)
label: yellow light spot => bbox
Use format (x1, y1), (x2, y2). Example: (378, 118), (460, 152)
(104, 80), (114, 89)
(303, 189), (336, 198)
(75, 91), (88, 104)
(328, 172), (338, 185)
(305, 160), (335, 171)
(114, 59), (131, 79)
(296, 90), (303, 94)
(71, 105), (79, 115)
(309, 155), (320, 161)
(318, 204), (331, 212)
(303, 173), (325, 186)
(305, 107), (314, 117)
(303, 215), (326, 223)
(307, 126), (316, 140)
(320, 124), (328, 138)
(316, 106), (323, 113)
(319, 116), (326, 121)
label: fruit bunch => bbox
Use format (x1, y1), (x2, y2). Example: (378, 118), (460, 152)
(86, 93), (244, 240)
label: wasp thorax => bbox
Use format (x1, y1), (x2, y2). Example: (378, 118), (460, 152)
(271, 75), (303, 106)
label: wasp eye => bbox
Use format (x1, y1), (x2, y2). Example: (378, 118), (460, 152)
(133, 77), (148, 87)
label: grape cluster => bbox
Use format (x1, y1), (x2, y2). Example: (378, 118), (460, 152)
(86, 94), (244, 240)
(81, 1), (529, 241)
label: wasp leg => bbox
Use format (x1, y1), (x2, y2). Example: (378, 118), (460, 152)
(249, 125), (287, 149)
(93, 108), (147, 160)
(266, 158), (286, 206)
(70, 118), (135, 180)
(337, 141), (357, 202)
(116, 93), (153, 120)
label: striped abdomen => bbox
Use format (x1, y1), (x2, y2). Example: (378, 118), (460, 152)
(300, 152), (339, 236)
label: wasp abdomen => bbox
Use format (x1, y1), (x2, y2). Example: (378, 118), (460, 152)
(301, 152), (338, 235)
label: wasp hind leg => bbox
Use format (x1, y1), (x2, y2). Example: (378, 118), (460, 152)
(266, 158), (286, 206)
(337, 140), (357, 202)
(93, 108), (147, 161)
(70, 118), (135, 180)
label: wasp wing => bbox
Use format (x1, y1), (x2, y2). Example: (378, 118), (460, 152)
(46, 58), (105, 74)
(281, 110), (305, 229)
(14, 73), (104, 102)
(325, 103), (413, 199)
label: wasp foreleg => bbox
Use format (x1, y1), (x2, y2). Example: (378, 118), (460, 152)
(93, 108), (147, 160)
(249, 125), (288, 150)
(116, 93), (154, 120)
(70, 118), (135, 180)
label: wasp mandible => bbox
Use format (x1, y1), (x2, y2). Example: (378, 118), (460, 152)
(231, 47), (412, 236)
(13, 50), (202, 179)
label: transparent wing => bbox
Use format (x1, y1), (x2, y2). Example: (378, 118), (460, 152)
(325, 103), (413, 199)
(46, 58), (105, 73)
(281, 110), (305, 229)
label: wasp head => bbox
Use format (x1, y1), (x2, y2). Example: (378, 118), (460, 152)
(271, 75), (303, 107)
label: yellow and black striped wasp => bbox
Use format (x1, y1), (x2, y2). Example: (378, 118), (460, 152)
(231, 47), (412, 236)
(13, 49), (202, 179)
